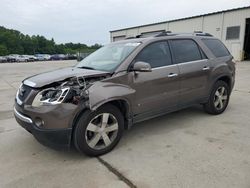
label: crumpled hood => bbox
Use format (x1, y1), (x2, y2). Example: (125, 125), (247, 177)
(23, 67), (109, 88)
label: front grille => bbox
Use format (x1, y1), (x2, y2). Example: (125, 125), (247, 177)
(18, 84), (33, 101)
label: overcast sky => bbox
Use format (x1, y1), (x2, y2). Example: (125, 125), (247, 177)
(0, 0), (249, 45)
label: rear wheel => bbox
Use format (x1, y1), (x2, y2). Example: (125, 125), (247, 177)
(204, 80), (230, 115)
(74, 104), (124, 156)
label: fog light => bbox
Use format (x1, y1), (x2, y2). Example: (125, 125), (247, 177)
(34, 118), (44, 127)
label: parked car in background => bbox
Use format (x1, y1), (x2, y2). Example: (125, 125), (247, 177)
(50, 54), (66, 60)
(35, 54), (51, 61)
(23, 55), (38, 62)
(16, 55), (29, 62)
(0, 56), (7, 63)
(6, 54), (18, 62)
(67, 54), (77, 60)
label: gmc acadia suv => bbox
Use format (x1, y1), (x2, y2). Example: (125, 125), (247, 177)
(14, 32), (235, 156)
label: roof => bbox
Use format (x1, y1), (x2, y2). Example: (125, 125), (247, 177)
(111, 32), (216, 44)
(110, 6), (250, 33)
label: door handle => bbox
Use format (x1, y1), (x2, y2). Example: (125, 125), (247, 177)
(168, 73), (178, 78)
(202, 66), (210, 71)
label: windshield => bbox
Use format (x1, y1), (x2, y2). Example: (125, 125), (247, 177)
(76, 42), (141, 72)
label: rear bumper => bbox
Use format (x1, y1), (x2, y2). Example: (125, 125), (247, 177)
(14, 107), (72, 150)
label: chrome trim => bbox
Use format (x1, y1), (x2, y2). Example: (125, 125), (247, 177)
(151, 59), (209, 71)
(14, 107), (33, 124)
(168, 73), (178, 78)
(202, 66), (210, 71)
(16, 85), (23, 105)
(177, 59), (208, 65)
(152, 64), (177, 70)
(16, 94), (23, 105)
(23, 80), (36, 87)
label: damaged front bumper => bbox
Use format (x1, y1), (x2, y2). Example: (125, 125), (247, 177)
(13, 102), (79, 150)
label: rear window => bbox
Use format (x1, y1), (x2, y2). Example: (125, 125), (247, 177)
(170, 39), (203, 63)
(202, 39), (230, 57)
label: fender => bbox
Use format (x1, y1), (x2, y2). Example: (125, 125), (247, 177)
(88, 81), (135, 111)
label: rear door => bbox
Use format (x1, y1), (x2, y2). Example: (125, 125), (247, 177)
(170, 39), (210, 105)
(131, 41), (180, 117)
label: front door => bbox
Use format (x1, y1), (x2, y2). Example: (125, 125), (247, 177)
(130, 41), (180, 117)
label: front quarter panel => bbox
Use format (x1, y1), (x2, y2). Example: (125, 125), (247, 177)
(88, 81), (135, 111)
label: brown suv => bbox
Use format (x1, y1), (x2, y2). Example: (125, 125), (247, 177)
(14, 32), (235, 156)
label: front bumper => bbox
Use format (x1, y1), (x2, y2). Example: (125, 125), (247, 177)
(14, 107), (72, 150)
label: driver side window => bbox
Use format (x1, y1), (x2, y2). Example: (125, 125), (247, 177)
(135, 41), (172, 68)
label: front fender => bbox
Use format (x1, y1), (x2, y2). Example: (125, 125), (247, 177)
(88, 82), (135, 111)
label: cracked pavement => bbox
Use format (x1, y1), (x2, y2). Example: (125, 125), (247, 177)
(0, 60), (250, 188)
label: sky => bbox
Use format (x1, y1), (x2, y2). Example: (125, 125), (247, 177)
(0, 0), (249, 45)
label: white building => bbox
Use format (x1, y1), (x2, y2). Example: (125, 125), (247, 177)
(110, 6), (250, 61)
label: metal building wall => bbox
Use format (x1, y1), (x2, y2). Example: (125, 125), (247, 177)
(110, 7), (250, 61)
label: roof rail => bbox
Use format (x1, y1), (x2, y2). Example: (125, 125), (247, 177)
(125, 34), (143, 40)
(154, 31), (173, 37)
(193, 31), (213, 36)
(155, 31), (213, 37)
(125, 31), (213, 40)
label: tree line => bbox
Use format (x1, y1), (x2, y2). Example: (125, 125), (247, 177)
(0, 26), (102, 56)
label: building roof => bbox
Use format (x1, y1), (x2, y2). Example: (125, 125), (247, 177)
(110, 6), (250, 33)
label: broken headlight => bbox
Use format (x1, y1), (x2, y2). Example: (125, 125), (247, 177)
(32, 87), (70, 107)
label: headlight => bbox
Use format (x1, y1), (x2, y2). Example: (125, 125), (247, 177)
(16, 84), (23, 106)
(32, 87), (70, 107)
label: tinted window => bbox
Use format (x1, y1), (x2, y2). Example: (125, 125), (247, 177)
(135, 41), (172, 68)
(202, 39), (230, 57)
(171, 39), (202, 63)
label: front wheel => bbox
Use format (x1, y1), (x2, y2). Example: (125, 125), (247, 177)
(204, 80), (230, 115)
(74, 104), (124, 156)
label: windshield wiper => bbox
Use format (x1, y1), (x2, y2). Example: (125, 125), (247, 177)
(77, 66), (95, 70)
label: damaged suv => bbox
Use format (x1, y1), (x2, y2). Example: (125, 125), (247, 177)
(14, 32), (235, 156)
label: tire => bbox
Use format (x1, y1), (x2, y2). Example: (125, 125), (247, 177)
(74, 104), (124, 156)
(204, 80), (230, 115)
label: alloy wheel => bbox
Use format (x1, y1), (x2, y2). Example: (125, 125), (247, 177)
(213, 86), (228, 110)
(85, 113), (119, 150)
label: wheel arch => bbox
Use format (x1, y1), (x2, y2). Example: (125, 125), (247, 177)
(214, 75), (232, 92)
(92, 98), (132, 130)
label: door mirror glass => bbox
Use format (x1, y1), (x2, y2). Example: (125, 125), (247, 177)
(132, 61), (152, 72)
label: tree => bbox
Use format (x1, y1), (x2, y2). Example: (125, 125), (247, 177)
(0, 26), (102, 55)
(0, 44), (8, 55)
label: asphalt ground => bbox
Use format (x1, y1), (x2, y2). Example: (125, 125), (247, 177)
(0, 60), (250, 188)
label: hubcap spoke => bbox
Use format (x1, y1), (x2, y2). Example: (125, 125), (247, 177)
(220, 87), (225, 95)
(88, 133), (101, 148)
(86, 123), (100, 132)
(105, 123), (118, 132)
(214, 99), (220, 107)
(218, 99), (223, 109)
(215, 91), (220, 97)
(102, 113), (110, 125)
(102, 132), (111, 146)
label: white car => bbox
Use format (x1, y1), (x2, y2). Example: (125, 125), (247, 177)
(16, 55), (29, 62)
(22, 55), (38, 62)
(0, 56), (7, 63)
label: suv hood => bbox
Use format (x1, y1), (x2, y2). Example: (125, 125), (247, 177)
(23, 67), (110, 88)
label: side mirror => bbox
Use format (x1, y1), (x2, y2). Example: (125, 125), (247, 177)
(132, 61), (152, 72)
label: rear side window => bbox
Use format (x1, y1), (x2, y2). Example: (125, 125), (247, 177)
(202, 39), (230, 57)
(170, 39), (202, 63)
(135, 41), (172, 68)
